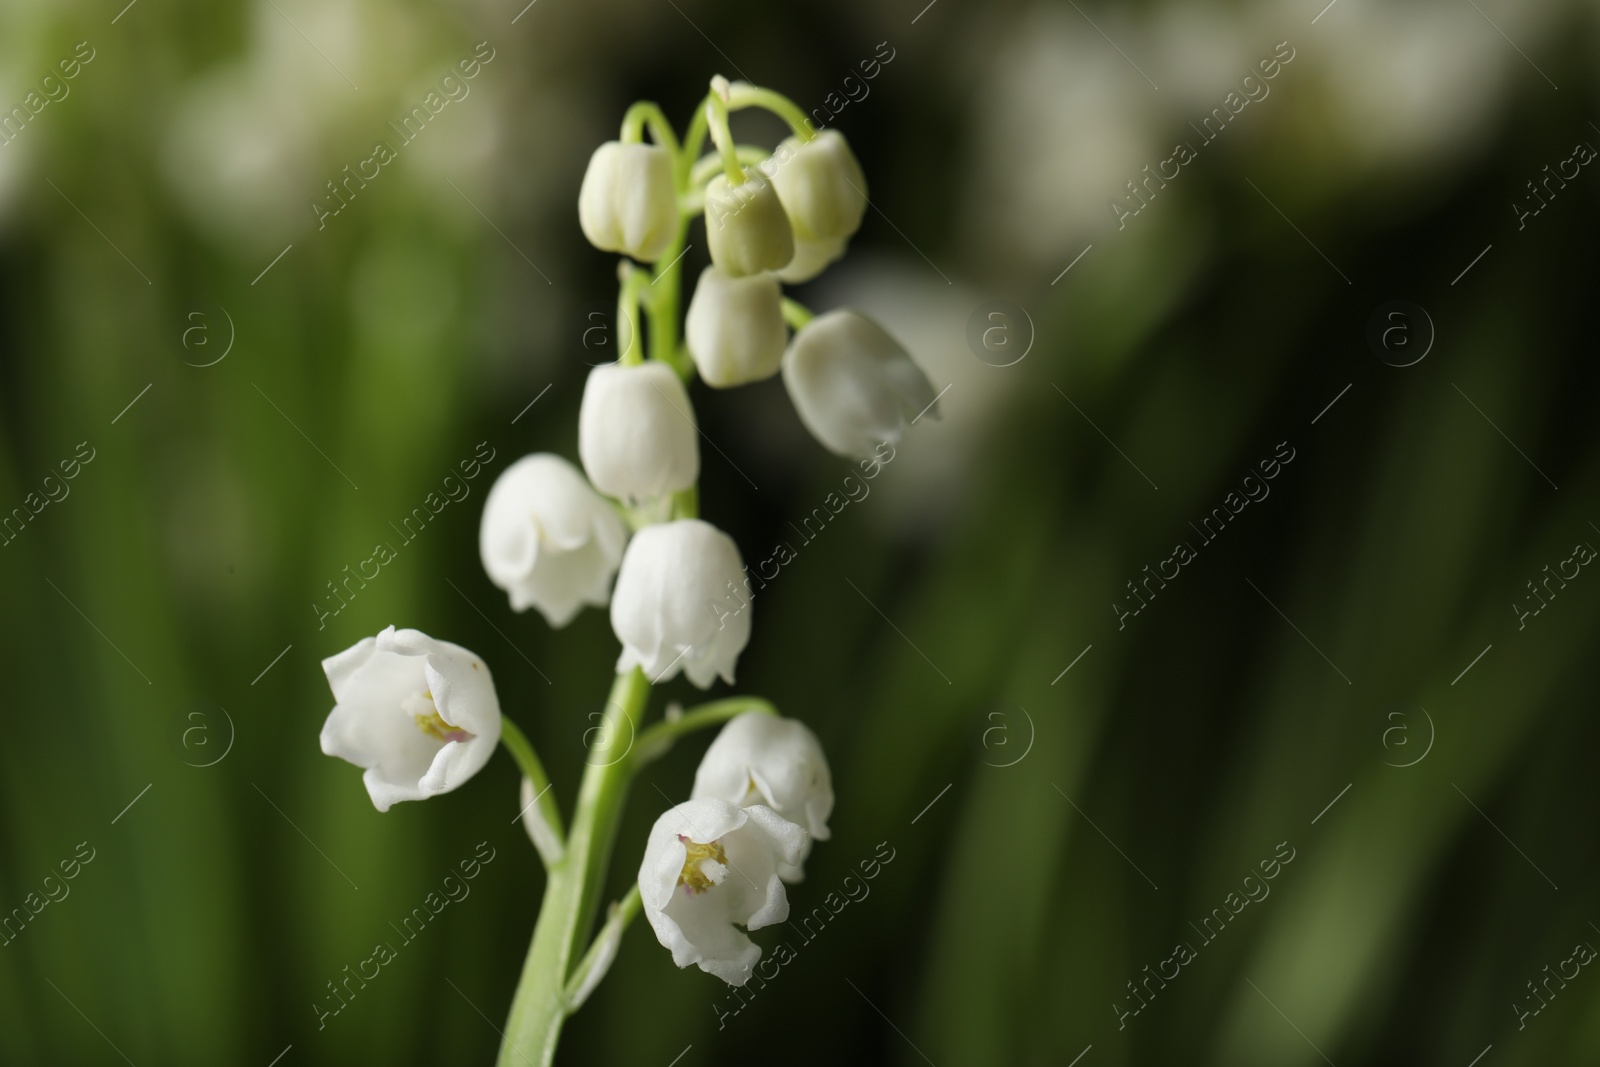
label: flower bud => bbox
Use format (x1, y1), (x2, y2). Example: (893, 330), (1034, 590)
(684, 267), (786, 387)
(768, 130), (868, 243)
(479, 454), (629, 627)
(578, 141), (679, 261)
(610, 519), (751, 688)
(320, 627), (502, 812)
(775, 234), (846, 284)
(782, 309), (938, 458)
(703, 171), (794, 277)
(578, 362), (699, 501)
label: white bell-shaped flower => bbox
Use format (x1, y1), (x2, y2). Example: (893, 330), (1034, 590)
(319, 626), (502, 812)
(775, 234), (846, 284)
(782, 309), (938, 458)
(768, 130), (868, 244)
(692, 711), (832, 881)
(703, 171), (794, 277)
(637, 797), (808, 986)
(610, 519), (751, 688)
(578, 361), (700, 501)
(578, 141), (679, 262)
(479, 454), (629, 627)
(684, 267), (786, 387)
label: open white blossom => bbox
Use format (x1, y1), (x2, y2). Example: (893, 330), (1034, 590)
(768, 130), (867, 244)
(703, 171), (794, 277)
(578, 361), (700, 501)
(692, 711), (832, 881)
(685, 267), (786, 387)
(638, 798), (808, 985)
(578, 141), (678, 261)
(319, 626), (501, 812)
(610, 519), (750, 688)
(782, 309), (938, 458)
(479, 454), (629, 627)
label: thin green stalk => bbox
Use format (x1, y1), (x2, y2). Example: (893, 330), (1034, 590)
(645, 226), (687, 371)
(648, 120), (696, 376)
(633, 695), (777, 768)
(687, 146), (770, 191)
(724, 82), (816, 142)
(497, 669), (651, 1067)
(499, 717), (564, 854)
(670, 484), (699, 521)
(780, 297), (814, 330)
(704, 90), (744, 184)
(619, 101), (679, 154)
(617, 265), (649, 366)
(677, 97), (710, 188)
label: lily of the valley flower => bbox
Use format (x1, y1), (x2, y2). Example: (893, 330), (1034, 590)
(768, 130), (868, 245)
(578, 141), (679, 261)
(782, 309), (938, 458)
(610, 519), (750, 688)
(578, 361), (700, 501)
(638, 797), (808, 985)
(479, 454), (629, 627)
(692, 711), (832, 882)
(703, 171), (794, 277)
(320, 626), (502, 812)
(685, 266), (786, 387)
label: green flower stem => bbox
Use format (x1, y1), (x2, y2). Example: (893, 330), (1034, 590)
(633, 695), (778, 769)
(780, 297), (815, 330)
(724, 82), (816, 142)
(500, 717), (564, 856)
(704, 91), (744, 185)
(619, 101), (679, 153)
(617, 264), (649, 366)
(643, 230), (691, 377)
(646, 177), (702, 377)
(677, 98), (710, 188)
(497, 668), (651, 1067)
(671, 484), (699, 521)
(687, 146), (771, 191)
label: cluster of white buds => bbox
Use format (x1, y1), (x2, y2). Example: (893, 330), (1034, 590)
(581, 75), (940, 460)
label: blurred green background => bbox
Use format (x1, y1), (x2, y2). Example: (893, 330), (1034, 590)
(3, 0), (1599, 1064)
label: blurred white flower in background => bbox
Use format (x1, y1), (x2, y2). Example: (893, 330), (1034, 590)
(960, 0), (1569, 277)
(1308, 0), (1529, 174)
(963, 5), (1166, 267)
(159, 0), (509, 251)
(0, 5), (65, 228)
